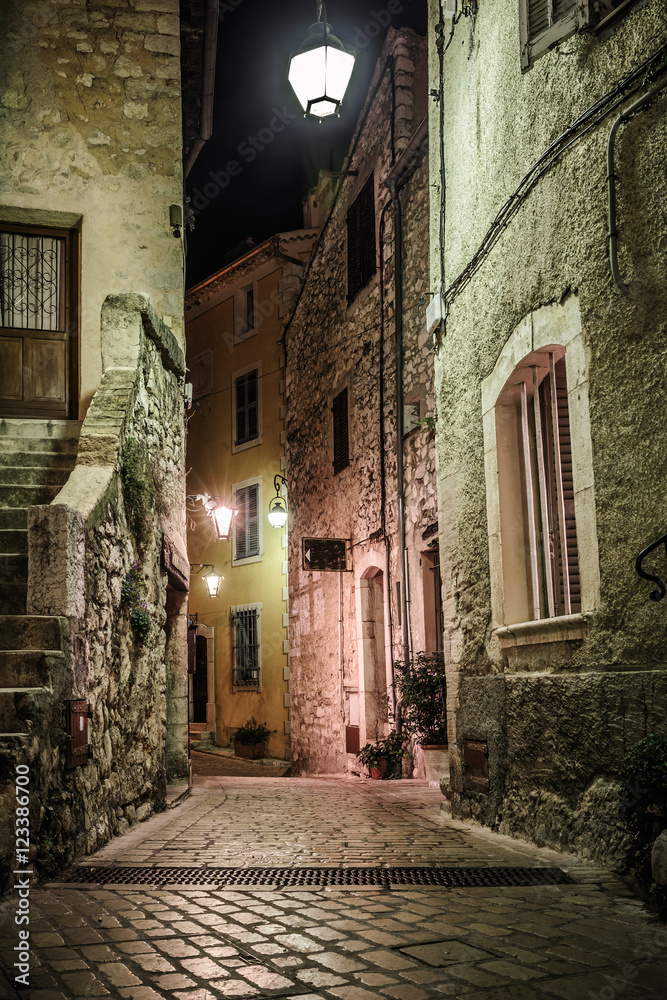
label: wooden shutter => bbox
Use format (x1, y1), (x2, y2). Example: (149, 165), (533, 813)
(235, 484), (260, 559)
(528, 0), (577, 37)
(235, 369), (258, 445)
(332, 388), (349, 474)
(347, 175), (376, 301)
(555, 366), (580, 612)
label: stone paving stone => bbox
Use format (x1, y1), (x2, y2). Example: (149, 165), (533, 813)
(478, 958), (547, 980)
(401, 940), (495, 965)
(98, 961), (143, 986)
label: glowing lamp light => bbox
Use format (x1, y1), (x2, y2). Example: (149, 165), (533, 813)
(210, 502), (235, 541)
(288, 2), (355, 120)
(268, 474), (288, 528)
(203, 569), (223, 598)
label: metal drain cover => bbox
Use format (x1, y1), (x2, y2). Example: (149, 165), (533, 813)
(55, 866), (575, 888)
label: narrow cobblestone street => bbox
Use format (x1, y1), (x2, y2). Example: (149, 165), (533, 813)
(2, 776), (666, 1000)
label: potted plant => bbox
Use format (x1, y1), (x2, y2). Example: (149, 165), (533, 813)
(395, 651), (449, 785)
(356, 731), (406, 780)
(232, 718), (275, 759)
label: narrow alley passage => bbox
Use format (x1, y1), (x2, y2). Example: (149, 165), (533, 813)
(2, 777), (666, 999)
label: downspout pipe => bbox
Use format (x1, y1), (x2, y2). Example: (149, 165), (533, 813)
(607, 73), (667, 294)
(184, 0), (219, 178)
(389, 178), (411, 679)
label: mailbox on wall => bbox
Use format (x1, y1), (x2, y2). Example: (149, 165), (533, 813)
(462, 739), (489, 793)
(66, 700), (92, 769)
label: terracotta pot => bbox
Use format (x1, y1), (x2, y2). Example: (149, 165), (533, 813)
(420, 744), (449, 786)
(234, 741), (267, 759)
(369, 757), (388, 780)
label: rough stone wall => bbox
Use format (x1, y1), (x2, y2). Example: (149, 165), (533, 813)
(0, 0), (185, 413)
(427, 0), (667, 864)
(286, 30), (433, 775)
(23, 296), (186, 874)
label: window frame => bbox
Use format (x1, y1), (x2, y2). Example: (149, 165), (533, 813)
(332, 385), (350, 475)
(481, 297), (599, 639)
(346, 173), (377, 302)
(519, 0), (590, 70)
(232, 476), (263, 566)
(234, 281), (258, 343)
(231, 360), (262, 453)
(230, 602), (262, 691)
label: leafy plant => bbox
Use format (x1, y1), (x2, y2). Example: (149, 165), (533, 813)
(621, 733), (667, 915)
(120, 437), (155, 548)
(122, 562), (153, 646)
(233, 717), (275, 745)
(357, 730), (406, 779)
(395, 651), (447, 745)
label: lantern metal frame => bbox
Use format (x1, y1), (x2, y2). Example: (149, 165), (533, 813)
(190, 563), (224, 598)
(288, 0), (356, 120)
(186, 492), (236, 541)
(268, 474), (288, 528)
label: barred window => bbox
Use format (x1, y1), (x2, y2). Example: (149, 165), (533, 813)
(332, 387), (349, 475)
(347, 174), (376, 301)
(231, 605), (260, 688)
(234, 368), (259, 446)
(234, 482), (260, 561)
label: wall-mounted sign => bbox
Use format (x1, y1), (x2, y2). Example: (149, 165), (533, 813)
(162, 534), (189, 591)
(302, 537), (348, 572)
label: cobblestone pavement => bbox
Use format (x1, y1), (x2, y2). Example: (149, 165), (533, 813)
(1, 776), (666, 1000)
(190, 751), (291, 779)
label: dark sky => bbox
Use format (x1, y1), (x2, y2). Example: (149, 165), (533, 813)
(185, 0), (427, 287)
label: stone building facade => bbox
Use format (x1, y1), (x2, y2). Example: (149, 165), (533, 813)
(185, 231), (315, 760)
(285, 29), (437, 775)
(426, 0), (667, 865)
(0, 0), (212, 885)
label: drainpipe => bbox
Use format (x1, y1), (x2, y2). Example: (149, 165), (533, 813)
(184, 0), (219, 178)
(389, 178), (411, 678)
(607, 73), (667, 294)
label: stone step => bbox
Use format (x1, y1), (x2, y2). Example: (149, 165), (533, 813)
(0, 509), (27, 531)
(0, 583), (26, 615)
(0, 466), (72, 487)
(0, 450), (76, 470)
(0, 528), (27, 552)
(0, 650), (65, 689)
(0, 616), (67, 651)
(0, 553), (27, 583)
(0, 483), (61, 507)
(0, 418), (81, 442)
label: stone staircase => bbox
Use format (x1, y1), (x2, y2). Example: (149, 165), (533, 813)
(0, 419), (80, 743)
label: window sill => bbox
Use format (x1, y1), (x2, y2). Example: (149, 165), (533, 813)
(495, 612), (593, 648)
(595, 0), (637, 33)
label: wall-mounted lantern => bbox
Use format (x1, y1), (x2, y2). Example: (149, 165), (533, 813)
(191, 563), (223, 597)
(187, 492), (236, 541)
(268, 474), (288, 528)
(288, 1), (356, 120)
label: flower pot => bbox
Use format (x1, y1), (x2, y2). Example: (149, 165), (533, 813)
(369, 757), (388, 779)
(234, 741), (267, 759)
(420, 744), (449, 787)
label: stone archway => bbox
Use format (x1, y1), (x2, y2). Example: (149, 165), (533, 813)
(356, 561), (391, 745)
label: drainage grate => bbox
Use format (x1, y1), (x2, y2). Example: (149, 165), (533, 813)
(55, 866), (575, 888)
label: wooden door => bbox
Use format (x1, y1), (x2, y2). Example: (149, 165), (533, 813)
(0, 224), (78, 418)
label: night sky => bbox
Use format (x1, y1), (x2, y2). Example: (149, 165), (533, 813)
(184, 0), (427, 287)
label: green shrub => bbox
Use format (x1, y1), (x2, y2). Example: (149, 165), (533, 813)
(395, 651), (447, 745)
(233, 718), (275, 745)
(357, 730), (406, 779)
(620, 733), (667, 917)
(120, 437), (154, 548)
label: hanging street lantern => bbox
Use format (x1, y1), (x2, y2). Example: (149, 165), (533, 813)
(288, 1), (356, 120)
(209, 501), (235, 541)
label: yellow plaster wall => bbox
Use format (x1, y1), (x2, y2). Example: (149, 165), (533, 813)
(186, 264), (289, 759)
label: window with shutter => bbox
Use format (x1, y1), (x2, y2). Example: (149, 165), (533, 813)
(234, 481), (261, 561)
(332, 387), (349, 474)
(234, 368), (259, 447)
(495, 350), (581, 621)
(347, 175), (376, 301)
(520, 0), (588, 69)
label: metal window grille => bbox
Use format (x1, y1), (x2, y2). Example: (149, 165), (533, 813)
(0, 230), (66, 331)
(235, 369), (258, 445)
(232, 608), (260, 688)
(347, 175), (376, 301)
(332, 387), (349, 474)
(234, 483), (260, 559)
(520, 354), (580, 619)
